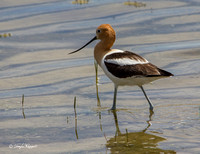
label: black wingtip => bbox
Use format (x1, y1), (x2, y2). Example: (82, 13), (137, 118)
(159, 68), (174, 77)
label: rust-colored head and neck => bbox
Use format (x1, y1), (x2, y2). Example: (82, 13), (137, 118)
(69, 24), (116, 65)
(94, 24), (116, 65)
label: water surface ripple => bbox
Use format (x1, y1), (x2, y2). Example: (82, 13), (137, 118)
(0, 0), (200, 153)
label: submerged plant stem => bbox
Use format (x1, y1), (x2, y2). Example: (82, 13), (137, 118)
(21, 94), (26, 119)
(74, 96), (78, 139)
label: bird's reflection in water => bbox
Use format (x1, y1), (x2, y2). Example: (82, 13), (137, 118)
(94, 63), (103, 131)
(91, 68), (174, 153)
(106, 110), (176, 153)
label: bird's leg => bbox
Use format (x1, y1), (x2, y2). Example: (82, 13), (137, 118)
(94, 61), (101, 107)
(111, 85), (118, 110)
(140, 86), (154, 111)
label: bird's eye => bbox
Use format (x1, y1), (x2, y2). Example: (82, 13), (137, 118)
(97, 29), (101, 33)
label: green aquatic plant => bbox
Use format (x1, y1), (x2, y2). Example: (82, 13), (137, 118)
(72, 0), (89, 4)
(0, 33), (12, 38)
(124, 1), (146, 7)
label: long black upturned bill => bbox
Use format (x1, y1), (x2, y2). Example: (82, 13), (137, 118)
(69, 36), (97, 54)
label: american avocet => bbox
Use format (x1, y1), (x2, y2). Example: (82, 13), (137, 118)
(69, 24), (173, 111)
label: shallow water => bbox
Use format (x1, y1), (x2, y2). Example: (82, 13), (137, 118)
(0, 0), (200, 153)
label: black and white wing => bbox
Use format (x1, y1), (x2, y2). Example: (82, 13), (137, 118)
(103, 50), (173, 78)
